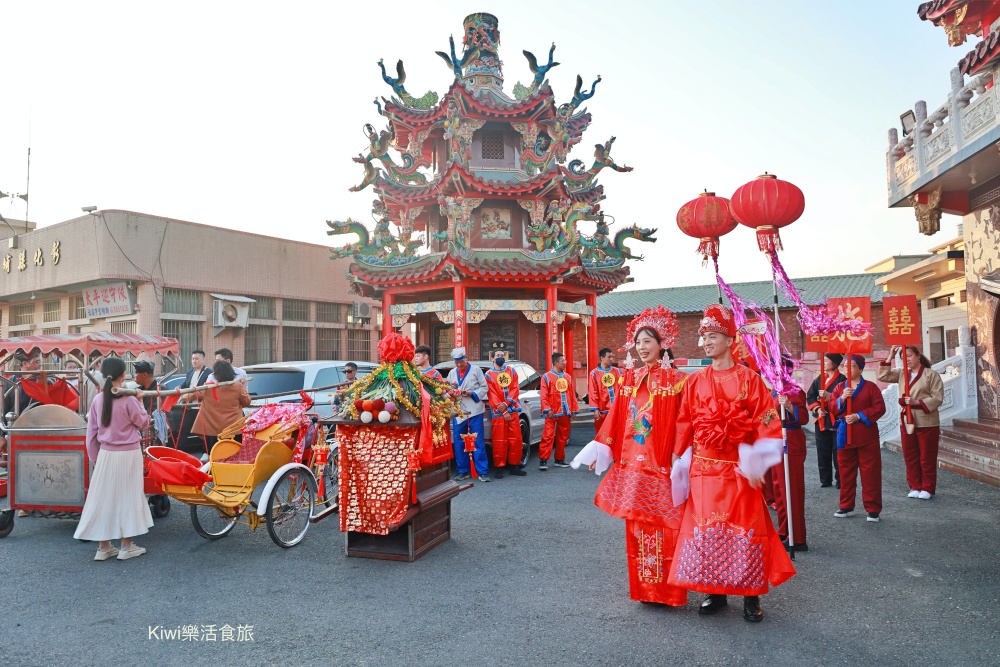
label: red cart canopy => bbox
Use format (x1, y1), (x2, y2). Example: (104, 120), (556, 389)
(0, 333), (180, 357)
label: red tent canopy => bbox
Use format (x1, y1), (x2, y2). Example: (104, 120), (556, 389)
(0, 332), (179, 358)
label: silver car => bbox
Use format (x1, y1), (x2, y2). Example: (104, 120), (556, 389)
(242, 360), (378, 418)
(432, 359), (544, 466)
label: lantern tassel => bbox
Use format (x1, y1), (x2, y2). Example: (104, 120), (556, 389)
(756, 226), (783, 253)
(696, 237), (720, 268)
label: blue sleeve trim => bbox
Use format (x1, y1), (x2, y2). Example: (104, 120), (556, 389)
(858, 412), (871, 427)
(471, 393), (480, 404)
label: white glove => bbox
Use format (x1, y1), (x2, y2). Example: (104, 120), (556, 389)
(571, 440), (614, 475)
(671, 446), (693, 506)
(736, 438), (783, 482)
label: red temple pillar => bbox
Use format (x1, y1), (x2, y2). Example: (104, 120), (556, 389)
(545, 285), (558, 371)
(564, 318), (575, 376)
(586, 293), (598, 371)
(453, 283), (466, 349)
(382, 292), (395, 337)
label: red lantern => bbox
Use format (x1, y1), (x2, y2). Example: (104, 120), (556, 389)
(729, 173), (804, 253)
(675, 191), (737, 264)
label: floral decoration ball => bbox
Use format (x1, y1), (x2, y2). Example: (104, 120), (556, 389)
(372, 398), (386, 412)
(353, 399), (364, 411)
(362, 399), (374, 412)
(384, 401), (397, 414)
(360, 411), (374, 424)
(378, 410), (391, 423)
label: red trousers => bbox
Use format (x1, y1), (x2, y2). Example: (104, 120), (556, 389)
(772, 451), (807, 546)
(900, 426), (940, 495)
(491, 414), (523, 467)
(763, 468), (776, 506)
(594, 412), (608, 436)
(540, 415), (571, 461)
(838, 444), (882, 513)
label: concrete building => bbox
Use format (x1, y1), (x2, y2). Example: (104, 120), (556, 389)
(0, 210), (381, 369)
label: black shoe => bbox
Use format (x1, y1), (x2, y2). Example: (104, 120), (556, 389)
(698, 595), (728, 615)
(495, 467), (505, 478)
(743, 596), (763, 623)
(820, 483), (832, 488)
(454, 473), (470, 481)
(835, 482), (841, 489)
(553, 460), (570, 468)
(539, 459), (548, 471)
(781, 539), (809, 553)
(508, 467), (527, 476)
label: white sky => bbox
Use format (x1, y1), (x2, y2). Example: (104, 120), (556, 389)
(0, 0), (967, 291)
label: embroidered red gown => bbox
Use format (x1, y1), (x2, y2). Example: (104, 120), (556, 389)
(593, 365), (688, 606)
(667, 364), (796, 596)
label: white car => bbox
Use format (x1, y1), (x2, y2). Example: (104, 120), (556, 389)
(432, 359), (545, 466)
(242, 361), (377, 418)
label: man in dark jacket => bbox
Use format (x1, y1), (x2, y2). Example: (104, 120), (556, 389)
(806, 353), (847, 489)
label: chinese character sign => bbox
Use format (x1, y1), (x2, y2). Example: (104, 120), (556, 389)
(804, 331), (829, 353)
(882, 295), (922, 346)
(826, 296), (872, 354)
(82, 282), (135, 319)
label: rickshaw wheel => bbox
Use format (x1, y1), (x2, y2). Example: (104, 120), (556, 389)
(320, 446), (339, 510)
(0, 509), (14, 538)
(149, 495), (171, 519)
(191, 504), (238, 540)
(265, 468), (316, 548)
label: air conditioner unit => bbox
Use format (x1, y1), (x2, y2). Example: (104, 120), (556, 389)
(213, 299), (251, 328)
(352, 302), (373, 319)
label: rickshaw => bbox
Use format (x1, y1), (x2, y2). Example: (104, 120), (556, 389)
(0, 332), (181, 538)
(149, 401), (338, 548)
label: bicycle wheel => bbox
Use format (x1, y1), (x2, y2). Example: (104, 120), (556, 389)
(265, 468), (315, 548)
(190, 503), (238, 540)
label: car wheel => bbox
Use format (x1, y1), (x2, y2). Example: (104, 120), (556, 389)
(519, 416), (531, 466)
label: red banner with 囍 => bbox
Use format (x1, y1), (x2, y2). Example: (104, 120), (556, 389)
(826, 297), (873, 354)
(882, 295), (922, 346)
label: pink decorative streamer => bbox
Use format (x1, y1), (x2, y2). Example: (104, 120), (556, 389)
(715, 272), (797, 395)
(767, 250), (871, 338)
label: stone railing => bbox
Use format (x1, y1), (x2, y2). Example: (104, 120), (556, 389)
(887, 67), (995, 201)
(877, 327), (978, 443)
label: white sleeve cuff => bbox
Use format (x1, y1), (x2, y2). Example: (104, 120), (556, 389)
(670, 446), (693, 506)
(736, 438), (783, 480)
(571, 440), (614, 475)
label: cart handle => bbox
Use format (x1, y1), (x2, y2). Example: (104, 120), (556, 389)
(5, 426), (87, 433)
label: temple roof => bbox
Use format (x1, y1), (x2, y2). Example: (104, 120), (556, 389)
(377, 161), (567, 202)
(384, 79), (554, 126)
(959, 26), (1000, 74)
(919, 0), (970, 21)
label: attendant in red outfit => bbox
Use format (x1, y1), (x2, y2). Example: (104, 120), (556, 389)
(877, 346), (944, 499)
(539, 353), (578, 470)
(667, 304), (795, 623)
(484, 350), (526, 478)
(588, 348), (621, 434)
(829, 355), (887, 522)
(771, 357), (810, 552)
(572, 306), (688, 606)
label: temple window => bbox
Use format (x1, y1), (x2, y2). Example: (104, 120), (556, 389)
(481, 130), (505, 160)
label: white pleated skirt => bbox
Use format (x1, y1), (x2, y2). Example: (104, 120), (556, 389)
(73, 448), (154, 541)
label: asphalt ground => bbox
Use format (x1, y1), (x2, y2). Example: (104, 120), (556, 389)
(2, 429), (998, 667)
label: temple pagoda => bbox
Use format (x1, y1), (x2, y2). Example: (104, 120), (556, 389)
(328, 12), (654, 371)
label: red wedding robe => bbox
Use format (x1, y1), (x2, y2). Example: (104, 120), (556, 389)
(667, 364), (796, 596)
(593, 364), (689, 606)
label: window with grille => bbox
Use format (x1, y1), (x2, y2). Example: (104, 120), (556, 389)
(43, 300), (61, 323)
(434, 326), (454, 365)
(315, 302), (343, 323)
(162, 320), (202, 363)
(163, 288), (202, 315)
(245, 325), (275, 365)
(348, 330), (371, 362)
(73, 296), (87, 320)
(282, 299), (309, 322)
(248, 296), (274, 319)
(316, 328), (342, 360)
(42, 327), (60, 335)
(481, 130), (505, 160)
(111, 320), (137, 334)
(12, 304), (34, 326)
(282, 326), (310, 361)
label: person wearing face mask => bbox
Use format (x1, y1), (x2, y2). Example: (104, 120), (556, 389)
(572, 306), (690, 607)
(829, 355), (887, 522)
(484, 349), (526, 478)
(666, 304), (795, 623)
(878, 346), (944, 500)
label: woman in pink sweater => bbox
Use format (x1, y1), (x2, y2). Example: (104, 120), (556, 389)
(73, 357), (153, 561)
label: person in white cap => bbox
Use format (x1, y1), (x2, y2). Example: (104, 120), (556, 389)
(446, 347), (490, 482)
